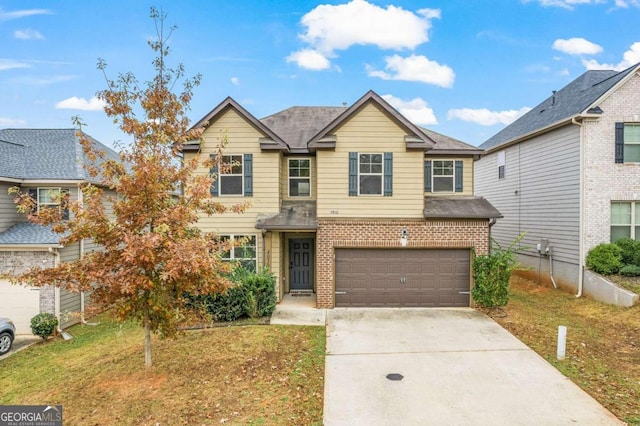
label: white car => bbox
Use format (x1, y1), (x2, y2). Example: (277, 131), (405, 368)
(0, 317), (16, 355)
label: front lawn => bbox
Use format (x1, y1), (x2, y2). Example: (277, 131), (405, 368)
(0, 318), (325, 425)
(491, 273), (640, 425)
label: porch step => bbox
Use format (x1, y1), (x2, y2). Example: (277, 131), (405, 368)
(290, 290), (313, 297)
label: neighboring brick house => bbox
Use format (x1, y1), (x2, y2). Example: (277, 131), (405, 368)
(475, 63), (640, 306)
(184, 90), (501, 308)
(0, 129), (117, 333)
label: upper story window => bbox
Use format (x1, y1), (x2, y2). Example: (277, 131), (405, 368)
(358, 153), (383, 195)
(497, 151), (506, 179)
(210, 153), (253, 197)
(615, 123), (640, 163)
(348, 152), (392, 197)
(220, 234), (257, 271)
(29, 188), (70, 219)
(611, 202), (640, 241)
(424, 160), (463, 193)
(289, 158), (311, 197)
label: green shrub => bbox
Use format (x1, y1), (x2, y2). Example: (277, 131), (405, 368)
(472, 235), (523, 308)
(586, 243), (623, 275)
(619, 264), (640, 277)
(613, 237), (640, 266)
(241, 269), (277, 318)
(30, 313), (58, 340)
(206, 286), (248, 322)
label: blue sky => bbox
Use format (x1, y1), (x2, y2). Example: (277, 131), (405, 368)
(1, 0), (639, 148)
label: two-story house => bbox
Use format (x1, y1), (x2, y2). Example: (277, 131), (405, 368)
(184, 90), (501, 308)
(475, 63), (640, 306)
(0, 129), (117, 333)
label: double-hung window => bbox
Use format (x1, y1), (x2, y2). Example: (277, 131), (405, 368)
(289, 158), (311, 197)
(497, 151), (506, 179)
(611, 202), (640, 241)
(358, 153), (383, 195)
(615, 123), (640, 163)
(220, 234), (257, 271)
(29, 188), (69, 219)
(432, 160), (455, 192)
(220, 155), (244, 195)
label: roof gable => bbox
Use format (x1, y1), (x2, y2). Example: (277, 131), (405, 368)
(191, 97), (289, 152)
(308, 90), (436, 151)
(481, 63), (640, 151)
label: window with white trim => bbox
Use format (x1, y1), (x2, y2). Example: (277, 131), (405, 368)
(288, 158), (311, 197)
(220, 234), (257, 271)
(624, 124), (640, 163)
(220, 155), (243, 195)
(497, 151), (506, 179)
(611, 202), (640, 241)
(432, 160), (454, 192)
(31, 188), (69, 219)
(359, 153), (383, 195)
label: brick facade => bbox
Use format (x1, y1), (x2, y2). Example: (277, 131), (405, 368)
(315, 219), (490, 308)
(583, 73), (640, 252)
(0, 250), (57, 316)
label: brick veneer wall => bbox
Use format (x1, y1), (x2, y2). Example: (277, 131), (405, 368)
(0, 250), (56, 315)
(316, 219), (490, 308)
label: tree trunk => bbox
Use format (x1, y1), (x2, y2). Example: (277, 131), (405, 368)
(144, 319), (152, 368)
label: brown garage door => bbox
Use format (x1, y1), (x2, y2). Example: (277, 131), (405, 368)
(335, 248), (470, 307)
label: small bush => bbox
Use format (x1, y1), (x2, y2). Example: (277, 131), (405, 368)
(472, 235), (523, 308)
(613, 237), (640, 265)
(619, 264), (640, 277)
(206, 286), (248, 322)
(586, 243), (623, 275)
(30, 313), (58, 340)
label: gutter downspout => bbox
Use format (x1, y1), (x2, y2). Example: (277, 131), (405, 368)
(573, 116), (584, 298)
(488, 218), (497, 254)
(78, 183), (85, 318)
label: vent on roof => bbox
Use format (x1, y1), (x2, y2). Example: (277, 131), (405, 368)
(587, 106), (603, 114)
(551, 90), (557, 106)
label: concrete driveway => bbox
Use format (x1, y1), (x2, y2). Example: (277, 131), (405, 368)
(324, 308), (622, 425)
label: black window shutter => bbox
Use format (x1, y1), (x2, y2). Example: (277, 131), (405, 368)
(348, 152), (358, 196)
(28, 188), (38, 214)
(383, 152), (393, 196)
(243, 154), (253, 196)
(210, 154), (219, 196)
(455, 160), (463, 192)
(615, 122), (624, 164)
(61, 189), (70, 220)
(424, 161), (432, 192)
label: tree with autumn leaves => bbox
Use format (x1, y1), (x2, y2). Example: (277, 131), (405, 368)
(11, 8), (244, 368)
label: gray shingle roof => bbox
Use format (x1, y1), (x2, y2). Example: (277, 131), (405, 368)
(260, 107), (346, 152)
(420, 128), (483, 154)
(0, 128), (118, 181)
(0, 223), (63, 245)
(480, 64), (640, 151)
(424, 196), (503, 219)
(256, 200), (317, 230)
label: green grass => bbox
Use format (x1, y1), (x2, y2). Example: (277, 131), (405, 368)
(0, 315), (325, 425)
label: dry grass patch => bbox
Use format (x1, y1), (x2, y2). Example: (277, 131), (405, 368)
(0, 318), (325, 425)
(489, 273), (640, 425)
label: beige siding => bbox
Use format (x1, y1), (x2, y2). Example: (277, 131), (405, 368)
(0, 182), (25, 232)
(316, 102), (424, 218)
(280, 156), (317, 201)
(424, 156), (474, 196)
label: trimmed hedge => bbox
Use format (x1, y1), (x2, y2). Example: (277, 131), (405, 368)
(30, 313), (58, 340)
(586, 243), (623, 275)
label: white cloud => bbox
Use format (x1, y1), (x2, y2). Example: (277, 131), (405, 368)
(0, 8), (52, 20)
(552, 37), (602, 55)
(14, 28), (44, 40)
(55, 96), (106, 111)
(582, 41), (640, 70)
(0, 58), (30, 71)
(0, 117), (27, 126)
(382, 94), (438, 125)
(523, 0), (605, 10)
(613, 0), (640, 6)
(447, 107), (531, 126)
(230, 77), (240, 85)
(367, 54), (455, 88)
(287, 0), (441, 69)
(286, 49), (331, 70)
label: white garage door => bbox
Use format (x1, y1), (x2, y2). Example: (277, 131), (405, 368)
(0, 279), (40, 335)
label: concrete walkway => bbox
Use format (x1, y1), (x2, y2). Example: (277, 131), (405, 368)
(323, 308), (622, 425)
